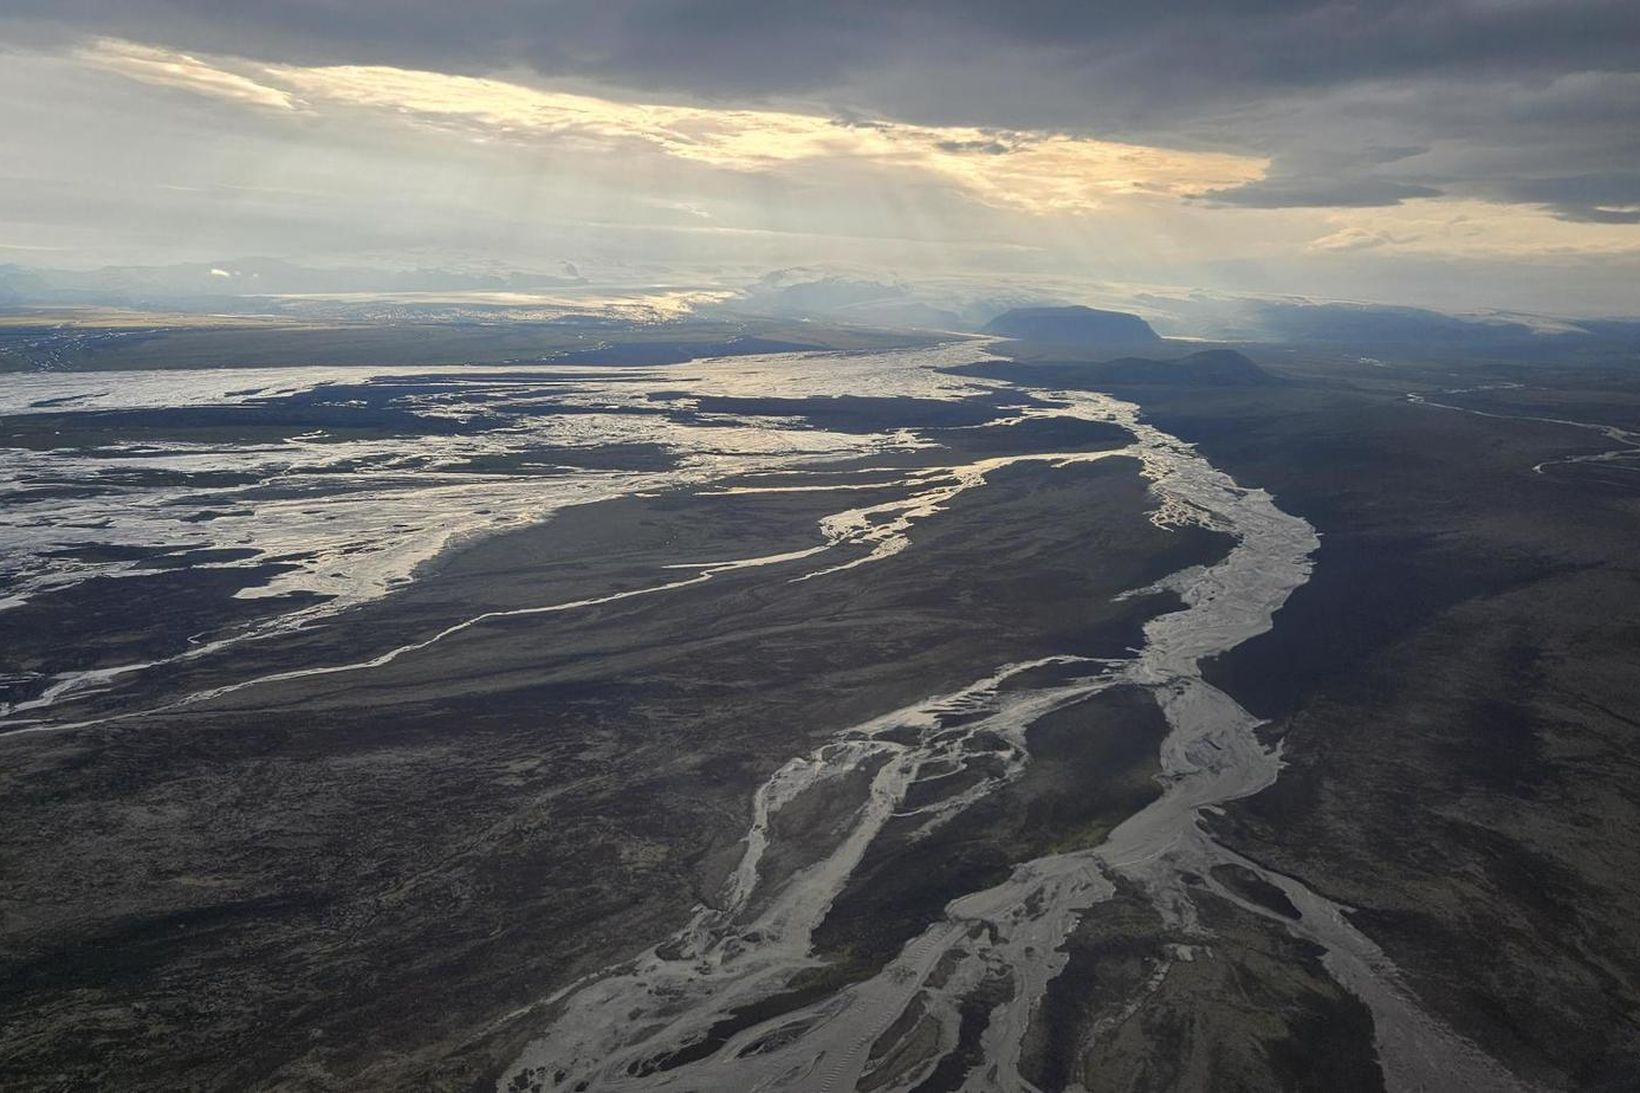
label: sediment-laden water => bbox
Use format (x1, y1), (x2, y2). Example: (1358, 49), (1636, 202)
(1407, 382), (1640, 481)
(497, 378), (1533, 1092)
(0, 344), (991, 724)
(0, 344), (1533, 1089)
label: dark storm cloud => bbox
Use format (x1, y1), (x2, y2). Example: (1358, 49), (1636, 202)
(8, 2), (1636, 100)
(1492, 174), (1640, 225)
(6, 1), (1633, 91)
(5, 1), (1639, 222)
(934, 140), (1015, 157)
(1199, 144), (1447, 210)
(1203, 178), (1444, 209)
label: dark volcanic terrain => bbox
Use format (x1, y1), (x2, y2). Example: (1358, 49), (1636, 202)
(968, 341), (1640, 1090)
(3, 326), (1639, 1092)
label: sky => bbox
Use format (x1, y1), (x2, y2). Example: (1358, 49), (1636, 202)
(1, 2), (1637, 314)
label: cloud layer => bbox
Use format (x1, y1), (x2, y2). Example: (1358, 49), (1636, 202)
(73, 39), (1266, 220)
(10, 1), (1639, 224)
(2, 3), (1637, 313)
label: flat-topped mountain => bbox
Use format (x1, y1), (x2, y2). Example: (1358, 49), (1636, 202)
(982, 305), (1162, 347)
(949, 348), (1276, 389)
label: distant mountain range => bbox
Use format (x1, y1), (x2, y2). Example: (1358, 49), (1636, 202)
(0, 258), (585, 308)
(3, 261), (1637, 357)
